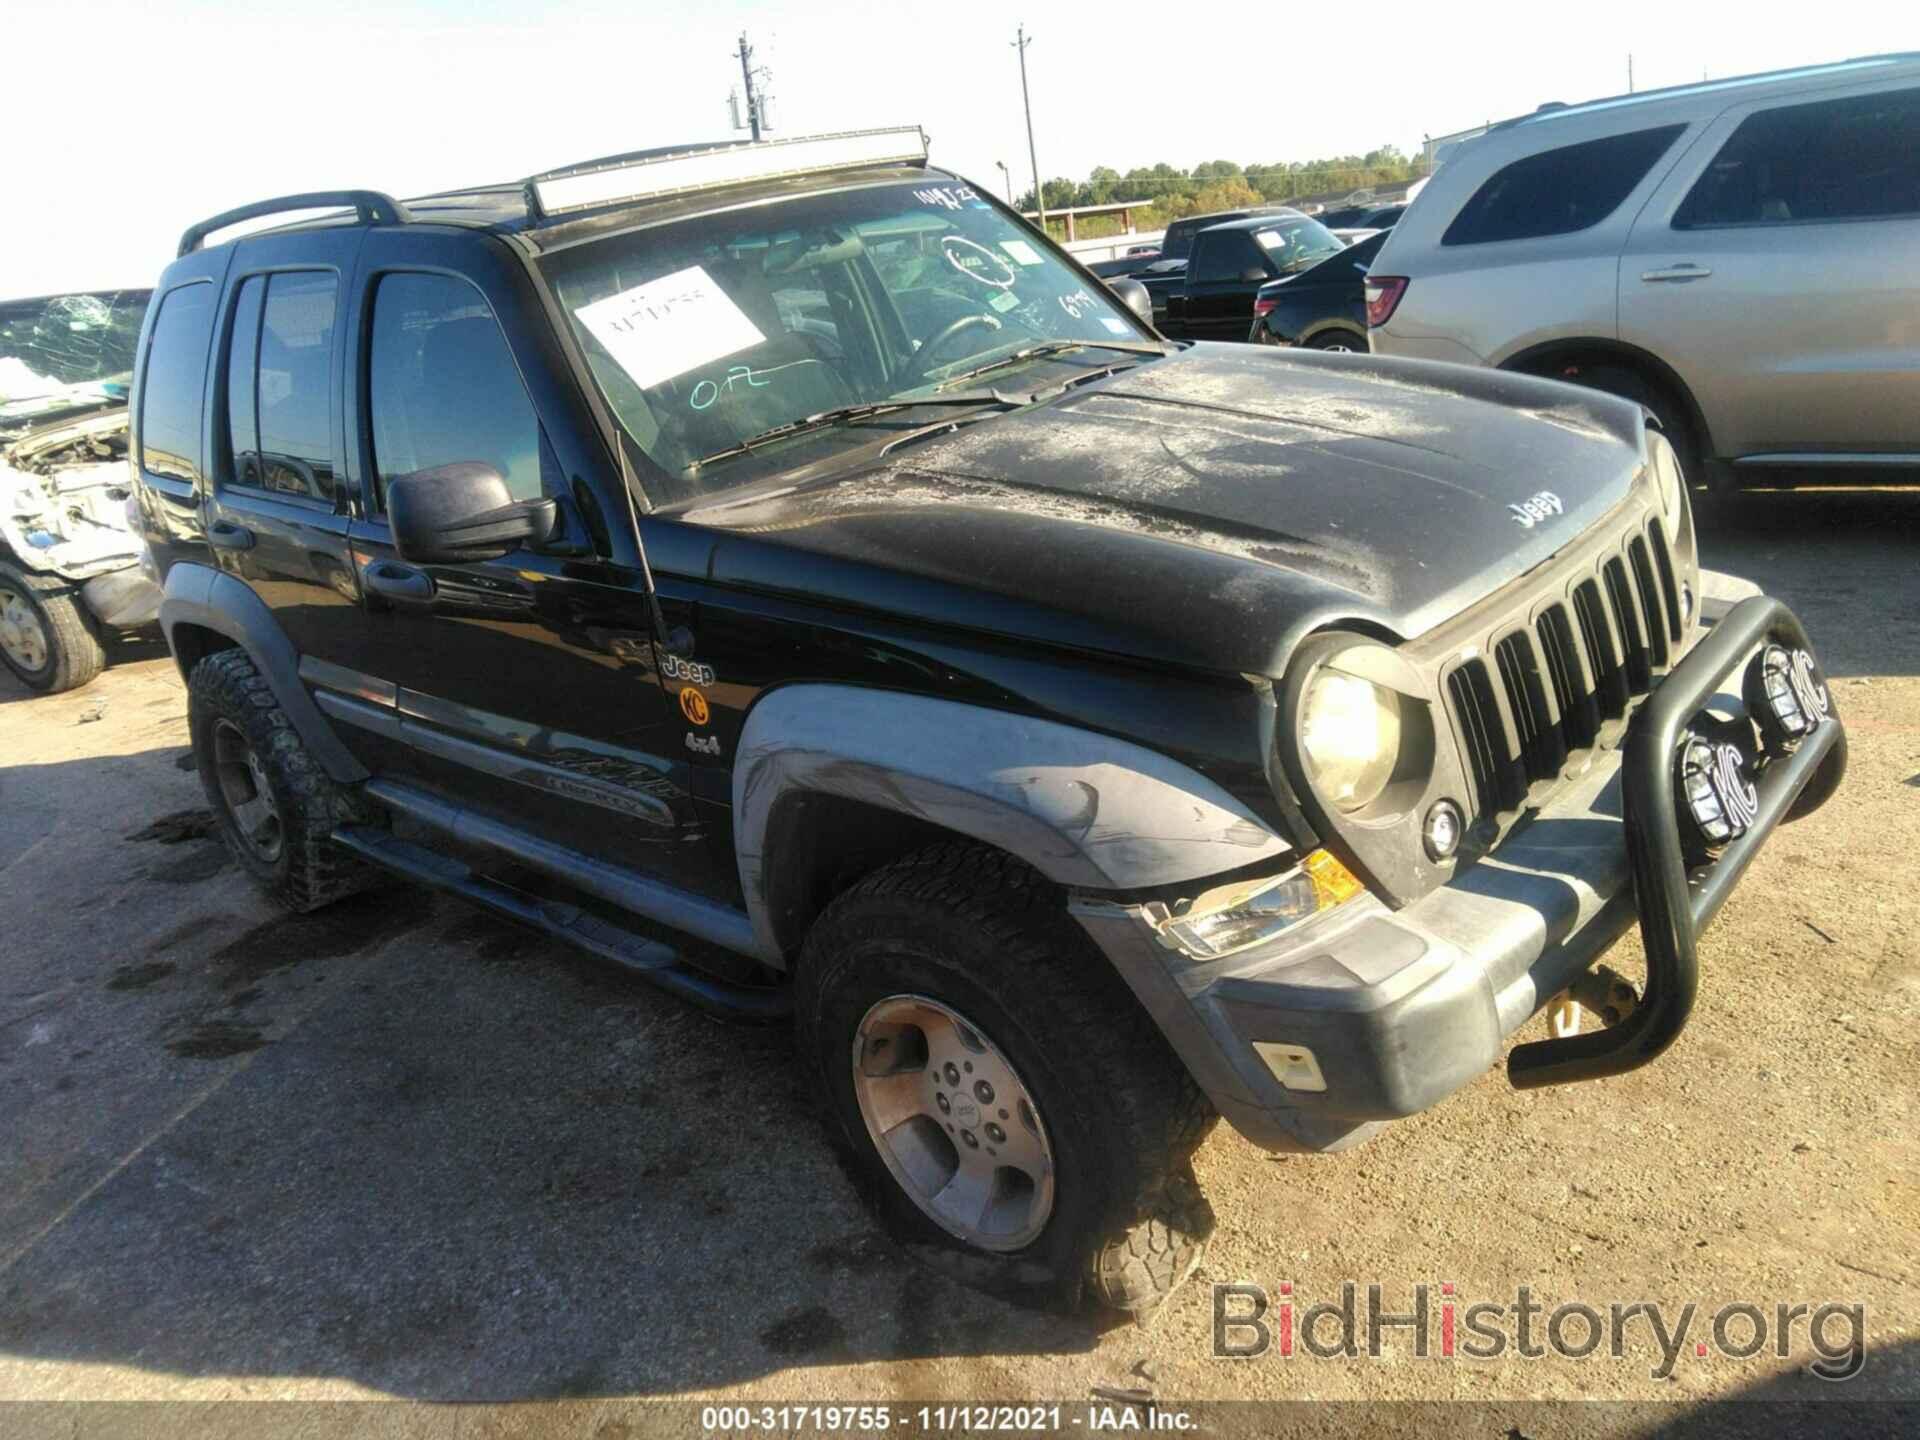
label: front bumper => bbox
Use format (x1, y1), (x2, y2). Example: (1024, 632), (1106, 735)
(1073, 580), (1846, 1154)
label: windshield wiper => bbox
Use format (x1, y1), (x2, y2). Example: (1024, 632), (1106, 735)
(692, 393), (1018, 468)
(935, 338), (1169, 391)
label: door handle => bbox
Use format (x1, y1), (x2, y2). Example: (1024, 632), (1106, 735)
(1641, 264), (1712, 283)
(206, 520), (255, 551)
(363, 560), (436, 604)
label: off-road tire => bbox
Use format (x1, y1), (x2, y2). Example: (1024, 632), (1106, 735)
(187, 647), (378, 912)
(796, 842), (1218, 1315)
(0, 561), (106, 694)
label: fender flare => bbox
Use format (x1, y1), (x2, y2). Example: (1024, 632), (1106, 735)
(158, 562), (368, 784)
(732, 683), (1291, 961)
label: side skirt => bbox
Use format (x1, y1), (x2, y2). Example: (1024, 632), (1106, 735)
(331, 825), (790, 1024)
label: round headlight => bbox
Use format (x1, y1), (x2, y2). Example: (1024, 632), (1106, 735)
(1301, 667), (1402, 813)
(1649, 429), (1687, 521)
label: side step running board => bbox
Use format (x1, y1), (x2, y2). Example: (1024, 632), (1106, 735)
(362, 778), (766, 961)
(331, 826), (791, 1023)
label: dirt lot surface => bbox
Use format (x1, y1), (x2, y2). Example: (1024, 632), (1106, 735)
(1, 490), (1915, 1420)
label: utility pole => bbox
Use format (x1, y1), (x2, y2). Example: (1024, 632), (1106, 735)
(1627, 53), (1635, 94)
(1013, 25), (1045, 229)
(735, 32), (765, 142)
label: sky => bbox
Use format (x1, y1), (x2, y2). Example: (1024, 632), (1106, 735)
(7, 0), (1910, 296)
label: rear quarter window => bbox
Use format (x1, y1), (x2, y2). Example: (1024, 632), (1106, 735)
(1442, 125), (1687, 246)
(138, 282), (217, 484)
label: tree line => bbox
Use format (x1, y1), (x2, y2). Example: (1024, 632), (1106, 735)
(1010, 148), (1423, 238)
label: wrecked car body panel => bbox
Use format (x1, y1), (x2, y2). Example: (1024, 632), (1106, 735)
(1, 289), (161, 632)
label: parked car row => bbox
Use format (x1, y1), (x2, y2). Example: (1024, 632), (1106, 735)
(1367, 51), (1920, 487)
(1090, 52), (1920, 494)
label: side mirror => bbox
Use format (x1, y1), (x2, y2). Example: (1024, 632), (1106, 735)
(1105, 276), (1156, 326)
(387, 462), (559, 565)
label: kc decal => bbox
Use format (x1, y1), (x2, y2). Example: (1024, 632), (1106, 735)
(679, 687), (710, 726)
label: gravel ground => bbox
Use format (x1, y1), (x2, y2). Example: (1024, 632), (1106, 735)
(0, 488), (1914, 1419)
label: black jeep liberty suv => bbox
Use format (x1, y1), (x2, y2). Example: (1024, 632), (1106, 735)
(128, 129), (1846, 1313)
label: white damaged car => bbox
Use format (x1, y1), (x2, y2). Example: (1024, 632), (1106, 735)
(1, 289), (163, 692)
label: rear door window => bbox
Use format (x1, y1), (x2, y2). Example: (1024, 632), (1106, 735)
(1443, 125), (1686, 246)
(255, 273), (339, 501)
(138, 282), (216, 485)
(1674, 86), (1920, 228)
(367, 272), (541, 510)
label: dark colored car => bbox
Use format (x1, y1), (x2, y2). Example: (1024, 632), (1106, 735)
(1142, 212), (1346, 340)
(1249, 230), (1386, 350)
(129, 131), (1845, 1317)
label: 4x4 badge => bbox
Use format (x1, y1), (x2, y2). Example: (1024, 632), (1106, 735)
(1508, 491), (1565, 528)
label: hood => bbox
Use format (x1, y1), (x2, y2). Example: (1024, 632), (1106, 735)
(684, 345), (1649, 677)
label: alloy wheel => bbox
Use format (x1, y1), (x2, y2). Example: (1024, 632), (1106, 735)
(851, 994), (1056, 1251)
(211, 718), (284, 862)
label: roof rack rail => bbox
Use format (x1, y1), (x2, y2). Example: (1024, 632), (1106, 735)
(177, 190), (411, 257)
(525, 127), (928, 220)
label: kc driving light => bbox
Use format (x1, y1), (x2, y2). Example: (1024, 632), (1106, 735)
(1147, 850), (1366, 960)
(1744, 643), (1830, 753)
(1301, 667), (1403, 812)
(1675, 732), (1759, 861)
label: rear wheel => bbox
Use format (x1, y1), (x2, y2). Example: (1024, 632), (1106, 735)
(0, 561), (106, 694)
(796, 842), (1216, 1314)
(1309, 329), (1367, 353)
(188, 647), (379, 912)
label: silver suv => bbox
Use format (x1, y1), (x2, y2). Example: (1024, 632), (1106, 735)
(1368, 53), (1920, 487)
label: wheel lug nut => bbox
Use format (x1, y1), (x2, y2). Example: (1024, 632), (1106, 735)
(974, 1080), (995, 1104)
(960, 1130), (979, 1149)
(985, 1122), (1005, 1143)
(935, 1092), (951, 1114)
(943, 1062), (961, 1085)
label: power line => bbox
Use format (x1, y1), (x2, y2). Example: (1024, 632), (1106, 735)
(732, 32), (770, 142)
(1013, 25), (1044, 228)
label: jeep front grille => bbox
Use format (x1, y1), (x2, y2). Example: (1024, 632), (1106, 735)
(1444, 515), (1686, 825)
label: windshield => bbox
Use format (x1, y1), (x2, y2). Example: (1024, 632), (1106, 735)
(0, 290), (152, 414)
(541, 180), (1158, 505)
(1250, 217), (1344, 274)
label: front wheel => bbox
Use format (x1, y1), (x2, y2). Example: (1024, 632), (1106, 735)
(0, 561), (106, 694)
(796, 843), (1216, 1313)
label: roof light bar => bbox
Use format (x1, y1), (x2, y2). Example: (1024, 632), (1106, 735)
(531, 127), (929, 218)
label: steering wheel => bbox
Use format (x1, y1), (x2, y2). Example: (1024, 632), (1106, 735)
(907, 312), (1002, 381)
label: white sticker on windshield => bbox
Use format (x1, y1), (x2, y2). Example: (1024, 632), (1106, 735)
(572, 266), (765, 390)
(1254, 230), (1287, 250)
(1100, 317), (1131, 335)
(1001, 238), (1044, 266)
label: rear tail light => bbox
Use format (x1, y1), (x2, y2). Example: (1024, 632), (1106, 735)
(1365, 276), (1409, 328)
(1253, 296), (1278, 317)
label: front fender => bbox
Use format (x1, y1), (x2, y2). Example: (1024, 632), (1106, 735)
(732, 684), (1291, 961)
